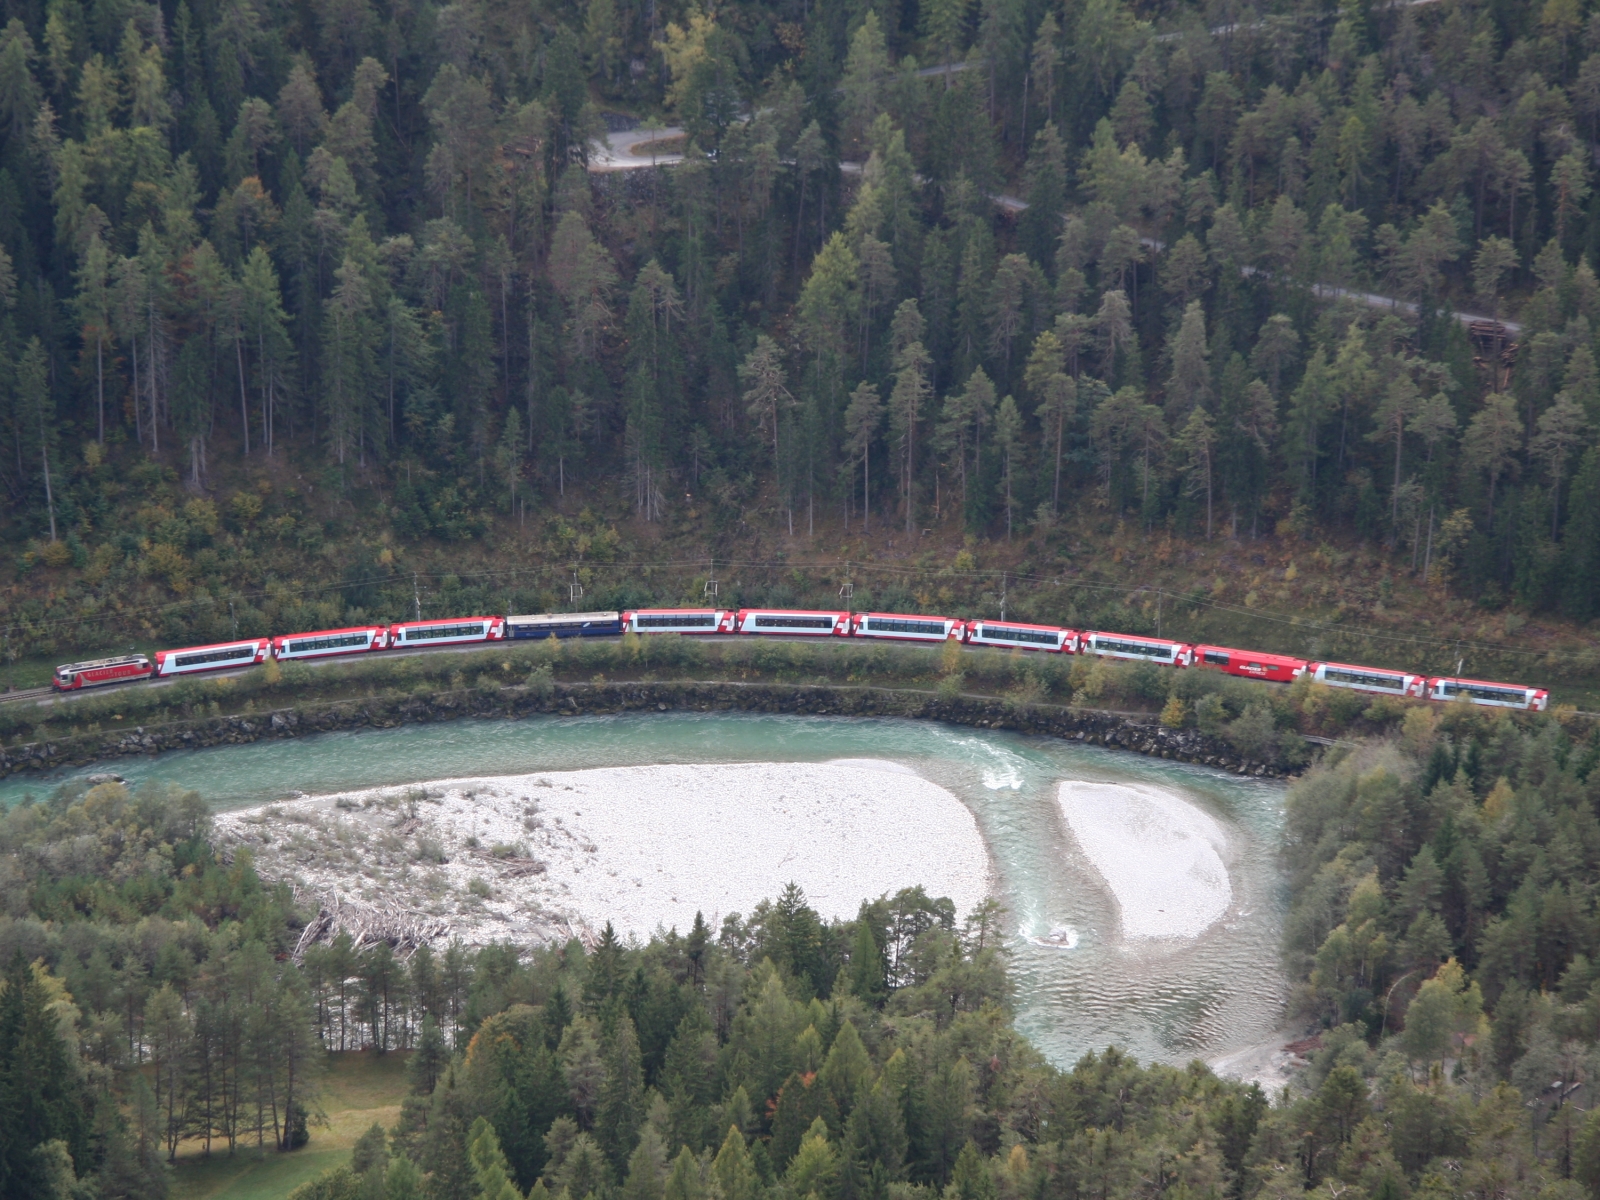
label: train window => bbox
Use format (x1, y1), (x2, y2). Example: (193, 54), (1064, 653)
(174, 645), (256, 667)
(1323, 668), (1402, 690)
(866, 618), (946, 635)
(1203, 649), (1229, 665)
(1094, 638), (1171, 658)
(637, 614), (715, 628)
(1440, 682), (1524, 703)
(753, 615), (835, 629)
(286, 632), (372, 653)
(403, 623), (485, 640)
(979, 625), (1057, 645)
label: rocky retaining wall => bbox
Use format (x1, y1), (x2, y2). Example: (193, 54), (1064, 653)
(0, 680), (1297, 782)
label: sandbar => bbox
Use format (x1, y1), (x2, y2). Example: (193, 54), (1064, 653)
(215, 762), (990, 946)
(1057, 781), (1233, 940)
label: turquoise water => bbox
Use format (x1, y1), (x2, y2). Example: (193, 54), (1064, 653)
(0, 713), (1288, 1068)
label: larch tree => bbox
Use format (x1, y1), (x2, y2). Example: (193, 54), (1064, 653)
(16, 338), (57, 541)
(1531, 391), (1588, 536)
(74, 235), (113, 443)
(1174, 405), (1218, 538)
(739, 335), (794, 528)
(994, 393), (1022, 541)
(843, 382), (884, 532)
(1463, 392), (1522, 530)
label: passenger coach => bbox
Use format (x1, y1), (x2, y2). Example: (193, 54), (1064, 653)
(622, 608), (735, 633)
(389, 616), (505, 647)
(1427, 676), (1549, 710)
(1081, 632), (1194, 666)
(964, 620), (1075, 652)
(1308, 661), (1426, 697)
(851, 612), (963, 641)
(272, 625), (389, 660)
(154, 638), (271, 676)
(506, 611), (624, 639)
(736, 609), (851, 636)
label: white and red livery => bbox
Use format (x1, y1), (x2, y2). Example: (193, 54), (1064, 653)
(1081, 632), (1194, 666)
(388, 616), (505, 647)
(735, 609), (851, 636)
(272, 625), (389, 660)
(1308, 661), (1425, 698)
(964, 620), (1075, 652)
(154, 638), (271, 676)
(851, 612), (963, 642)
(1427, 677), (1548, 711)
(622, 608), (736, 634)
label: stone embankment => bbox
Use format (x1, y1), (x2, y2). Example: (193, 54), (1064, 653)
(0, 680), (1296, 781)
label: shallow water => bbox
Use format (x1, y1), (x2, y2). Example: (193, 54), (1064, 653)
(0, 712), (1288, 1068)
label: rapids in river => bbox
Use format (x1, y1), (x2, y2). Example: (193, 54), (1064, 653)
(0, 712), (1288, 1068)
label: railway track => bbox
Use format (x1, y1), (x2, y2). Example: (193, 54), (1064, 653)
(0, 687), (52, 705)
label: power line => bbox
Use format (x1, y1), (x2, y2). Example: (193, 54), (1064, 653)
(0, 555), (1582, 669)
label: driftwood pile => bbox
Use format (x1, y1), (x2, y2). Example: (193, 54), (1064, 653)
(468, 846), (548, 877)
(291, 887), (452, 961)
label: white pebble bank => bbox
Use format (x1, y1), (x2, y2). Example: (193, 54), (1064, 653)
(1057, 781), (1233, 940)
(217, 762), (991, 946)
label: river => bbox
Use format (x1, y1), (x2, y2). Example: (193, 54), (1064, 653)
(0, 712), (1288, 1069)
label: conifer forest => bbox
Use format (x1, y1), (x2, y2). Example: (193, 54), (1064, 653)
(8, 0), (1600, 1197)
(2, 0), (1600, 667)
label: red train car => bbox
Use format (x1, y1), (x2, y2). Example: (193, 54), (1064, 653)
(1427, 677), (1549, 711)
(1081, 632), (1194, 667)
(53, 654), (153, 691)
(272, 625), (389, 661)
(734, 609), (851, 636)
(154, 638), (271, 677)
(964, 620), (1075, 652)
(388, 616), (506, 647)
(1193, 644), (1307, 683)
(622, 608), (736, 634)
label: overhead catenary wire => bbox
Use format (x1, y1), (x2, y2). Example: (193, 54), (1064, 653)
(0, 555), (1582, 671)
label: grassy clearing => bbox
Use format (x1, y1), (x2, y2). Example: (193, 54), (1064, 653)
(170, 1050), (409, 1200)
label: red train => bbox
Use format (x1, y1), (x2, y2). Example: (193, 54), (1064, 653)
(47, 605), (1550, 712)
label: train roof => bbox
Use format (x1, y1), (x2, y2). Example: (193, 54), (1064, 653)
(57, 653), (150, 671)
(507, 611), (621, 622)
(391, 615), (499, 624)
(1194, 644), (1307, 662)
(1312, 660), (1419, 676)
(1087, 630), (1188, 643)
(1431, 676), (1541, 691)
(971, 618), (1068, 629)
(158, 638), (267, 654)
(739, 606), (850, 613)
(274, 624), (386, 639)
